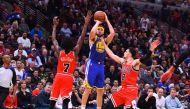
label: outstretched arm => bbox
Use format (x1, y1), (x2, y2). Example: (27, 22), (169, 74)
(74, 11), (92, 56)
(133, 40), (160, 70)
(89, 20), (102, 42)
(101, 37), (124, 64)
(52, 16), (60, 55)
(161, 49), (190, 82)
(104, 13), (115, 45)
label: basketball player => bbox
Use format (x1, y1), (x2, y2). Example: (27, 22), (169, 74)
(81, 12), (115, 109)
(161, 47), (190, 82)
(101, 38), (160, 109)
(49, 11), (92, 109)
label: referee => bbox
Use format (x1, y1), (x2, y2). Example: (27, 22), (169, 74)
(0, 55), (17, 108)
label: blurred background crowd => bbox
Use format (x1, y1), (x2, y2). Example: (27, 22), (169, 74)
(0, 0), (190, 109)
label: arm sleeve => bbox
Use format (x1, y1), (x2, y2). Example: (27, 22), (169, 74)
(176, 98), (183, 108)
(139, 49), (152, 66)
(11, 68), (17, 85)
(173, 49), (190, 68)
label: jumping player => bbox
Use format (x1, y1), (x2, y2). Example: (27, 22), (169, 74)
(81, 12), (115, 109)
(101, 37), (160, 109)
(49, 11), (92, 109)
(161, 47), (190, 82)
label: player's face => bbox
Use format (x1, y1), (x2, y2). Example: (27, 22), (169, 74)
(124, 49), (131, 58)
(96, 28), (104, 36)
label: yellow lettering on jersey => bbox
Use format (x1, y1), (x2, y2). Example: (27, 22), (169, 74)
(96, 41), (105, 53)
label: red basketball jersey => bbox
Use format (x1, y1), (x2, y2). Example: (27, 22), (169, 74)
(57, 50), (76, 75)
(121, 61), (139, 88)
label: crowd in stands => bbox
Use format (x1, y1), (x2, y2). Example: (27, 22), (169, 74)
(0, 0), (190, 109)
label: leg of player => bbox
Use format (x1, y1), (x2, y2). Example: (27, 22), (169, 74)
(62, 98), (70, 109)
(81, 87), (92, 109)
(96, 88), (104, 109)
(49, 100), (56, 109)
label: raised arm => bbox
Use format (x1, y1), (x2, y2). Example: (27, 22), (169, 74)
(104, 13), (115, 45)
(74, 11), (92, 56)
(161, 49), (190, 82)
(89, 20), (102, 42)
(133, 40), (160, 70)
(101, 37), (124, 64)
(52, 16), (60, 55)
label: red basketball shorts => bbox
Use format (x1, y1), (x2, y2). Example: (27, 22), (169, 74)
(50, 73), (73, 101)
(110, 87), (138, 107)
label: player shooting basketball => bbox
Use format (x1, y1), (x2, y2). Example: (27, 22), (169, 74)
(81, 11), (115, 109)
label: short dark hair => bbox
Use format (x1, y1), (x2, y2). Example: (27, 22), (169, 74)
(61, 37), (74, 52)
(148, 86), (154, 91)
(170, 88), (176, 92)
(128, 47), (136, 59)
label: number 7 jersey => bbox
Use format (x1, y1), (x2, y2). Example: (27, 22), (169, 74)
(57, 50), (76, 75)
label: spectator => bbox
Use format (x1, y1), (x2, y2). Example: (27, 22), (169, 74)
(111, 80), (119, 93)
(30, 24), (43, 39)
(105, 65), (120, 84)
(19, 18), (30, 33)
(17, 80), (33, 109)
(141, 70), (154, 85)
(154, 88), (166, 109)
(165, 88), (184, 109)
(3, 86), (18, 109)
(137, 87), (156, 109)
(0, 41), (5, 54)
(35, 83), (52, 109)
(14, 43), (28, 58)
(71, 23), (80, 37)
(17, 32), (31, 49)
(40, 48), (49, 66)
(32, 81), (43, 96)
(27, 48), (42, 67)
(15, 60), (27, 80)
(31, 69), (40, 88)
(140, 13), (150, 32)
(71, 85), (84, 108)
(60, 22), (72, 37)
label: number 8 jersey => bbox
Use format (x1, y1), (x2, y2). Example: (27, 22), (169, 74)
(57, 50), (76, 75)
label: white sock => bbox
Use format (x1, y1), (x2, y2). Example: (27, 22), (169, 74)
(81, 105), (86, 109)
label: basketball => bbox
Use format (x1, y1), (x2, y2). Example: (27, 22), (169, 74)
(94, 11), (105, 22)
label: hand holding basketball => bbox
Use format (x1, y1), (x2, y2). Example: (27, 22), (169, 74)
(94, 11), (105, 22)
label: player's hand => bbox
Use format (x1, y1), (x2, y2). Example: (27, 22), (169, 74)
(160, 66), (175, 82)
(53, 16), (59, 27)
(150, 39), (160, 52)
(84, 11), (92, 26)
(94, 20), (103, 24)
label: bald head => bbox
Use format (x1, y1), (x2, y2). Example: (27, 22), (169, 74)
(2, 55), (11, 66)
(157, 88), (164, 98)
